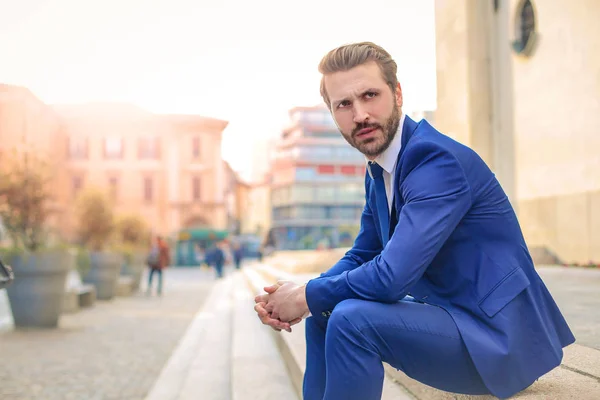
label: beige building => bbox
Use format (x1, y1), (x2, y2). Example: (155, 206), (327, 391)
(0, 85), (61, 158)
(224, 161), (253, 235)
(244, 177), (273, 239)
(0, 85), (65, 239)
(0, 85), (229, 241)
(434, 0), (600, 264)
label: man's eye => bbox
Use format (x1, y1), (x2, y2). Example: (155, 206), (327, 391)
(338, 101), (350, 109)
(365, 92), (377, 98)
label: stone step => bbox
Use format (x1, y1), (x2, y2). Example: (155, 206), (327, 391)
(246, 264), (600, 400)
(243, 267), (415, 400)
(231, 273), (298, 400)
(145, 276), (233, 400)
(145, 272), (298, 400)
(177, 276), (233, 400)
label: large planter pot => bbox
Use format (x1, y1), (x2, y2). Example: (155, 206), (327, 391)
(5, 250), (71, 329)
(83, 252), (122, 300)
(120, 252), (146, 292)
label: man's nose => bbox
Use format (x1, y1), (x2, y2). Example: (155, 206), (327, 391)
(353, 103), (370, 124)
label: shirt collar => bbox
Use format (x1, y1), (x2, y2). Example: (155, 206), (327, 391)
(366, 112), (405, 175)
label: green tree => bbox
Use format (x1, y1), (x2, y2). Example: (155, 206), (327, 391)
(75, 189), (115, 251)
(0, 152), (53, 251)
(115, 214), (149, 247)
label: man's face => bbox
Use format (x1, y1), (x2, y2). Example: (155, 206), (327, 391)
(324, 61), (403, 159)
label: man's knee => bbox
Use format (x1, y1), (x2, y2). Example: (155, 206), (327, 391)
(329, 299), (367, 332)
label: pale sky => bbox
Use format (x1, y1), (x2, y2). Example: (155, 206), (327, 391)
(0, 0), (437, 179)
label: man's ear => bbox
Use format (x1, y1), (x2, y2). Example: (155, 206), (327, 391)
(395, 82), (403, 108)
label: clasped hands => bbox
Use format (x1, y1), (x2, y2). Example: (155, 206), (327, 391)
(254, 280), (309, 332)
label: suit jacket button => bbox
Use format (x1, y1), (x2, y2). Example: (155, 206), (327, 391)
(322, 312), (328, 317)
(326, 311), (332, 316)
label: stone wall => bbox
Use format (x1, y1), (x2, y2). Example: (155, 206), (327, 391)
(434, 0), (600, 263)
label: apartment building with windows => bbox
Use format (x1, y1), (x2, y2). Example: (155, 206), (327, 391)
(269, 105), (366, 250)
(0, 85), (229, 241)
(55, 103), (229, 239)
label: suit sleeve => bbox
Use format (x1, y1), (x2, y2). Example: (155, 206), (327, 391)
(318, 176), (383, 278)
(305, 141), (472, 322)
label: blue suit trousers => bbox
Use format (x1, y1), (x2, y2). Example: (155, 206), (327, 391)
(303, 297), (491, 400)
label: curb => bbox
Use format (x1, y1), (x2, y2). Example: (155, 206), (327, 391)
(144, 277), (232, 400)
(243, 267), (306, 399)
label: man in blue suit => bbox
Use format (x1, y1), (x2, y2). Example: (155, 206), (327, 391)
(254, 42), (574, 399)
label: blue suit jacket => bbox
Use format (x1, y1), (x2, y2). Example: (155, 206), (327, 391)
(305, 116), (575, 398)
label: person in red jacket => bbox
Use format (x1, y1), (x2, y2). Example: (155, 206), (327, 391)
(146, 235), (170, 296)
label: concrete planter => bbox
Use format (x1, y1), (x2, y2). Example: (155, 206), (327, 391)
(83, 252), (122, 300)
(120, 252), (145, 292)
(5, 250), (71, 329)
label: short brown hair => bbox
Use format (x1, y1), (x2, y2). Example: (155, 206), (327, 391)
(318, 42), (398, 108)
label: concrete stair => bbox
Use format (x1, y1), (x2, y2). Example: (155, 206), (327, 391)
(243, 267), (414, 400)
(245, 263), (600, 400)
(145, 272), (297, 400)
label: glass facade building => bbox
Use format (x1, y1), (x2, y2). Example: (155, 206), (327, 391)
(269, 106), (366, 250)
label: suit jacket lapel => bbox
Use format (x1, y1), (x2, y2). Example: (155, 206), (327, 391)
(370, 115), (420, 243)
(399, 115), (419, 161)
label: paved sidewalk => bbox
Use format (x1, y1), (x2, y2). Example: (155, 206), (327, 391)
(0, 267), (221, 400)
(536, 266), (600, 350)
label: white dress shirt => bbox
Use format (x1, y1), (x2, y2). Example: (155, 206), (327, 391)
(366, 113), (406, 215)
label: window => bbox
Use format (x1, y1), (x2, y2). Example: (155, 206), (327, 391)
(104, 137), (124, 160)
(192, 176), (201, 201)
(332, 206), (361, 220)
(302, 110), (333, 125)
(512, 0), (537, 57)
(273, 206), (293, 220)
(315, 186), (336, 202)
(291, 185), (314, 202)
(295, 167), (316, 181)
(311, 147), (334, 159)
(296, 146), (335, 161)
(338, 183), (364, 202)
(72, 175), (83, 198)
(295, 206), (327, 219)
(303, 111), (324, 124)
(143, 176), (153, 202)
(335, 147), (364, 162)
(138, 137), (160, 159)
(68, 136), (88, 159)
(108, 176), (118, 202)
(192, 136), (201, 159)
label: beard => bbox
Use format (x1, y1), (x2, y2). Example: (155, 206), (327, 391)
(342, 105), (401, 158)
